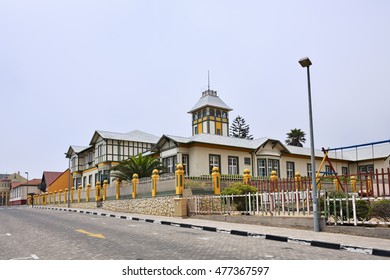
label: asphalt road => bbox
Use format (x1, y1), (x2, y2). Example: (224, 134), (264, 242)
(0, 207), (388, 260)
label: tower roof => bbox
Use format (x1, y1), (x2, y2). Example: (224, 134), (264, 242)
(188, 89), (232, 113)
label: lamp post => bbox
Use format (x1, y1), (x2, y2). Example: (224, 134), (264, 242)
(65, 152), (71, 208)
(299, 57), (320, 232)
(25, 172), (29, 206)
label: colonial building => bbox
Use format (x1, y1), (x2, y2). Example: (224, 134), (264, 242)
(152, 88), (390, 178)
(66, 130), (160, 189)
(65, 87), (390, 184)
(0, 173), (27, 206)
(9, 179), (41, 206)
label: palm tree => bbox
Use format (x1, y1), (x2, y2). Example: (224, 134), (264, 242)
(109, 154), (166, 182)
(285, 128), (306, 147)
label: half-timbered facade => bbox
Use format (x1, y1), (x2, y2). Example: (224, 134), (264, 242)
(66, 130), (160, 188)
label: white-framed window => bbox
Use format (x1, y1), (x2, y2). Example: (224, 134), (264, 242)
(286, 161), (295, 178)
(307, 163), (312, 178)
(267, 159), (279, 177)
(228, 156), (239, 175)
(359, 165), (374, 174)
(182, 154), (189, 176)
(209, 154), (221, 174)
(71, 156), (76, 168)
(257, 159), (267, 177)
(163, 156), (177, 173)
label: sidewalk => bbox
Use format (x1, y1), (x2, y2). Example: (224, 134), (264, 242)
(35, 206), (390, 258)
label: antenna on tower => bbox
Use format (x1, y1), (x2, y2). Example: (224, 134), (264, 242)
(207, 70), (210, 90)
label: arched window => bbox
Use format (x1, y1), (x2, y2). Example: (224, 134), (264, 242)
(210, 109), (215, 116)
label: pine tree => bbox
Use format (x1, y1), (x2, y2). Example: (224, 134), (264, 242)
(230, 115), (253, 140)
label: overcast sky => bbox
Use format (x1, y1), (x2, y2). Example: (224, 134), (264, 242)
(1, 0), (389, 180)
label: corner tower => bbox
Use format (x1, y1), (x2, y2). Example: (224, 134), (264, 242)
(188, 89), (232, 136)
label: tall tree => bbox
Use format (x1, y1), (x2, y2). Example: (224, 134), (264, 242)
(230, 115), (253, 140)
(109, 154), (166, 182)
(285, 128), (306, 147)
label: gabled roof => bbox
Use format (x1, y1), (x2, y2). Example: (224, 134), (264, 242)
(89, 129), (160, 145)
(65, 145), (91, 158)
(154, 133), (390, 163)
(154, 134), (273, 151)
(11, 179), (41, 189)
(42, 171), (63, 186)
(188, 90), (232, 113)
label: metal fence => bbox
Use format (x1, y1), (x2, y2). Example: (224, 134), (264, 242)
(187, 190), (390, 226)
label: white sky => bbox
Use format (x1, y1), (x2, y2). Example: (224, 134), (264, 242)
(1, 0), (389, 180)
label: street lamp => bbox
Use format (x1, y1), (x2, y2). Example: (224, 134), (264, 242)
(299, 57), (320, 232)
(25, 172), (29, 206)
(65, 152), (71, 208)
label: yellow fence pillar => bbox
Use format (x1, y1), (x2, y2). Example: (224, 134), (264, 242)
(316, 173), (322, 190)
(103, 180), (108, 201)
(151, 169), (159, 197)
(212, 166), (221, 195)
(116, 179), (121, 200)
(54, 191), (57, 204)
(294, 172), (302, 191)
(175, 164), (184, 196)
(43, 193), (47, 205)
(132, 174), (139, 199)
(270, 170), (278, 192)
(27, 195), (31, 206)
(243, 169), (251, 185)
(367, 177), (372, 195)
(78, 186), (82, 203)
(350, 176), (357, 193)
(71, 187), (75, 203)
(64, 189), (68, 204)
(86, 184), (91, 202)
(333, 178), (339, 192)
(95, 182), (101, 202)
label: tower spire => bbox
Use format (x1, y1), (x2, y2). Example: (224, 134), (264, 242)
(208, 70), (210, 91)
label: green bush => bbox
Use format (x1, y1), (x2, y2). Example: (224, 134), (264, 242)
(369, 199), (390, 222)
(221, 183), (257, 212)
(355, 200), (371, 221)
(321, 192), (371, 221)
(221, 182), (257, 195)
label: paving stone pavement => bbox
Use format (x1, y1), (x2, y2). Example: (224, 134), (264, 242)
(35, 206), (390, 258)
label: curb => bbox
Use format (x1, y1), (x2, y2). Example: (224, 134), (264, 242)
(36, 206), (390, 258)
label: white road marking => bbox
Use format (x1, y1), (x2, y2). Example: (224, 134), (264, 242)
(10, 254), (39, 260)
